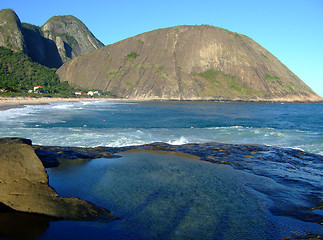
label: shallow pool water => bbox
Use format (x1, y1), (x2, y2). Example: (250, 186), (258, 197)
(43, 151), (322, 239)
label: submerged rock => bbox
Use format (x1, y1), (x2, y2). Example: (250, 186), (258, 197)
(34, 140), (323, 226)
(42, 143), (323, 239)
(0, 137), (117, 221)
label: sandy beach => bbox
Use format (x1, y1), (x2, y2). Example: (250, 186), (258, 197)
(0, 97), (120, 110)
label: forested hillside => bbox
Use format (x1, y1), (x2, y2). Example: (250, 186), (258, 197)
(0, 46), (73, 95)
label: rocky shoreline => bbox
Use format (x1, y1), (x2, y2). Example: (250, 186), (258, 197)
(34, 139), (323, 224)
(0, 137), (322, 239)
(0, 138), (117, 221)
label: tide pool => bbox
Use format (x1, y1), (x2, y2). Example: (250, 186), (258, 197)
(44, 151), (322, 239)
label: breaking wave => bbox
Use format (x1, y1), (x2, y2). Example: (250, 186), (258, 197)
(0, 101), (322, 155)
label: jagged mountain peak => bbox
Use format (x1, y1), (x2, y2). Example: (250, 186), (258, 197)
(0, 9), (104, 68)
(41, 14), (104, 61)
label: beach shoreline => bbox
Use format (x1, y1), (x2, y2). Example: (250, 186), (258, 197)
(0, 97), (124, 110)
(1, 96), (322, 111)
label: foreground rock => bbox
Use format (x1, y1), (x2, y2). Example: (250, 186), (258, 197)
(0, 138), (117, 221)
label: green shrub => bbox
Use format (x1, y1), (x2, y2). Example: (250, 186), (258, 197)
(126, 52), (139, 60)
(198, 70), (220, 83)
(156, 66), (163, 73)
(264, 73), (280, 82)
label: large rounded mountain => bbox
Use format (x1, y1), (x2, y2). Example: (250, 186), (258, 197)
(57, 25), (321, 101)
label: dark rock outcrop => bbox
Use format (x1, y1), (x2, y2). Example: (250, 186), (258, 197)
(0, 208), (53, 240)
(21, 22), (63, 68)
(57, 25), (322, 102)
(0, 137), (117, 221)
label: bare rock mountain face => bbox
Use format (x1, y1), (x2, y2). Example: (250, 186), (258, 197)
(41, 15), (104, 64)
(0, 9), (104, 68)
(57, 25), (321, 101)
(0, 9), (26, 53)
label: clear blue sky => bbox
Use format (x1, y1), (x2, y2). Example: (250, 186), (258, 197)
(1, 0), (322, 97)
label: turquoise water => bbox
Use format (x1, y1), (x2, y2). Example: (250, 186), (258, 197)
(1, 101), (322, 239)
(45, 151), (322, 239)
(0, 101), (322, 155)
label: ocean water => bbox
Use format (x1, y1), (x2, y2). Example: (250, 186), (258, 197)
(1, 101), (322, 239)
(0, 101), (322, 155)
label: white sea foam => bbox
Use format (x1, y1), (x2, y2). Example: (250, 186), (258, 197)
(206, 125), (245, 130)
(80, 100), (105, 105)
(167, 136), (189, 145)
(1, 124), (320, 156)
(0, 101), (322, 155)
(0, 106), (35, 121)
(52, 104), (76, 109)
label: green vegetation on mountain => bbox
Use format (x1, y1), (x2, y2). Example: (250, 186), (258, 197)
(0, 46), (117, 98)
(0, 8), (114, 97)
(0, 47), (73, 95)
(264, 73), (280, 82)
(193, 69), (261, 98)
(126, 52), (139, 61)
(22, 22), (43, 36)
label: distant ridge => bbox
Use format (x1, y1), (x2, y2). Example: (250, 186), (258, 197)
(57, 25), (322, 102)
(0, 9), (104, 68)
